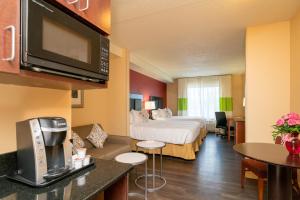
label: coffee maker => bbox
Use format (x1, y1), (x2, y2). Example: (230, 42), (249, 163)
(14, 117), (72, 186)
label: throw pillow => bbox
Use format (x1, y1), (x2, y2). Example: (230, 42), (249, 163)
(131, 110), (147, 123)
(86, 124), (108, 148)
(166, 108), (172, 118)
(140, 110), (150, 121)
(71, 131), (85, 154)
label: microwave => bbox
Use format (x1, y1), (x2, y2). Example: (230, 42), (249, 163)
(21, 0), (109, 83)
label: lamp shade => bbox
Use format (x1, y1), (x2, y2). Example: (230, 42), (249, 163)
(145, 101), (156, 110)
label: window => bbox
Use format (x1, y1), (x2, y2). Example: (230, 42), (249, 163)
(187, 82), (220, 120)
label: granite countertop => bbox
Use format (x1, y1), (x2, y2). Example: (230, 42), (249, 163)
(0, 159), (133, 200)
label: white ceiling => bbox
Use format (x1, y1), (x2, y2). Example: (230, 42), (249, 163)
(111, 0), (300, 81)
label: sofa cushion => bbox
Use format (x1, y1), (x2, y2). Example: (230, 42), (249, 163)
(72, 124), (102, 149)
(71, 131), (85, 154)
(87, 124), (108, 148)
(87, 143), (131, 160)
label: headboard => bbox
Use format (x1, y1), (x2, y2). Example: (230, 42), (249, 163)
(130, 93), (143, 111)
(150, 96), (164, 109)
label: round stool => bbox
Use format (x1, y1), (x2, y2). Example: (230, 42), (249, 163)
(115, 152), (148, 200)
(136, 140), (166, 192)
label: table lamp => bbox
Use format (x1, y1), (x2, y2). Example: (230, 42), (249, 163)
(145, 101), (156, 119)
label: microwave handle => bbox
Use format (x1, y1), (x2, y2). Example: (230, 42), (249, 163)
(65, 0), (79, 4)
(78, 0), (89, 11)
(1, 25), (15, 61)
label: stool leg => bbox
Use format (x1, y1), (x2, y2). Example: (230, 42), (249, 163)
(145, 161), (148, 200)
(160, 148), (163, 177)
(153, 152), (155, 188)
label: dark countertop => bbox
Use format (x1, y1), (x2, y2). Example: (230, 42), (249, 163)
(233, 143), (300, 168)
(0, 159), (133, 200)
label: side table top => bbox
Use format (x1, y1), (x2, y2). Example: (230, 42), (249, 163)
(233, 143), (300, 168)
(115, 152), (148, 166)
(137, 140), (166, 150)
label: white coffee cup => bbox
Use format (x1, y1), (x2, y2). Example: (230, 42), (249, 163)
(77, 148), (87, 159)
(72, 154), (79, 168)
(74, 158), (83, 169)
(83, 155), (91, 166)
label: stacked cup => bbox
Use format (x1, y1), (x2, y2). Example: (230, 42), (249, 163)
(72, 148), (91, 169)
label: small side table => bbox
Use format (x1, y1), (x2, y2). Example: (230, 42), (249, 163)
(115, 152), (148, 200)
(136, 140), (166, 192)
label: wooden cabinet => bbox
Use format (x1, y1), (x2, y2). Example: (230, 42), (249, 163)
(0, 0), (110, 90)
(235, 120), (245, 144)
(55, 0), (111, 34)
(0, 0), (20, 74)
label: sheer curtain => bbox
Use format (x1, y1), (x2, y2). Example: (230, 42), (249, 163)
(185, 77), (219, 120)
(178, 75), (232, 121)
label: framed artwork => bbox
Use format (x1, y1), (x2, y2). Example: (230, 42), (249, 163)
(72, 90), (84, 108)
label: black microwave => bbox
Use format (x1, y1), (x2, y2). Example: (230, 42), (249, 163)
(21, 0), (109, 83)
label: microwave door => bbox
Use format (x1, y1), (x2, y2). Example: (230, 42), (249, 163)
(22, 0), (105, 79)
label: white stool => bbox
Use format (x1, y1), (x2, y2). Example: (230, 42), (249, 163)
(136, 140), (166, 192)
(115, 152), (148, 200)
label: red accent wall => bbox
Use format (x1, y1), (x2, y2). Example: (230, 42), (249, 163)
(130, 70), (167, 106)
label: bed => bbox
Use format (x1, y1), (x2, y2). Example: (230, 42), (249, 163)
(129, 94), (206, 160)
(130, 116), (206, 160)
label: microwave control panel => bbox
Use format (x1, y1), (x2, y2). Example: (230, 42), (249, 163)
(100, 36), (110, 76)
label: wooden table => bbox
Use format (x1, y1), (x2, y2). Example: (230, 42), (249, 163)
(233, 143), (300, 200)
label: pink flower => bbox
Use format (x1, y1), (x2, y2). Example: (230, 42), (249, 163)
(276, 118), (285, 126)
(283, 114), (289, 120)
(287, 112), (300, 120)
(288, 118), (297, 126)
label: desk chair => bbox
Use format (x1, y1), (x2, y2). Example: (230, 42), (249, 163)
(215, 112), (234, 137)
(241, 137), (299, 200)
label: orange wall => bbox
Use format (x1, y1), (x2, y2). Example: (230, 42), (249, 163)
(72, 51), (130, 136)
(291, 11), (300, 113)
(245, 21), (291, 143)
(0, 85), (71, 154)
(232, 74), (245, 117)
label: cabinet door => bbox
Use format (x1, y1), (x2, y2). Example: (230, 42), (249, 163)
(55, 0), (80, 16)
(56, 0), (111, 34)
(0, 0), (20, 74)
(79, 0), (111, 34)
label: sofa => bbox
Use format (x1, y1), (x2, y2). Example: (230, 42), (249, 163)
(72, 124), (131, 160)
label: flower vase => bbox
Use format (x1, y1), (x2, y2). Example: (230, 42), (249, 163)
(285, 133), (300, 155)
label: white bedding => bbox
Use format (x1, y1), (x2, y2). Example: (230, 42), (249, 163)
(130, 120), (201, 144)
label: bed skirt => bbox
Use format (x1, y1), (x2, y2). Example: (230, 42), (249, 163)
(130, 127), (207, 160)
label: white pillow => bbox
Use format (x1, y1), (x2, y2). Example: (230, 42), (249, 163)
(158, 108), (168, 118)
(152, 110), (160, 120)
(166, 108), (172, 118)
(140, 110), (150, 120)
(131, 110), (147, 124)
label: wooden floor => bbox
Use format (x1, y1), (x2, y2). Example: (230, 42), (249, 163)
(130, 133), (258, 200)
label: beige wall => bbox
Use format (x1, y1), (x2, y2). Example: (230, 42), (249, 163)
(232, 74), (245, 117)
(167, 79), (178, 115)
(291, 12), (300, 113)
(0, 85), (71, 154)
(72, 50), (130, 136)
(245, 21), (291, 143)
